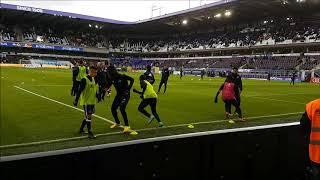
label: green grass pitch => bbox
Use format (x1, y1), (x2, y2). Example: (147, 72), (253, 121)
(1, 67), (319, 156)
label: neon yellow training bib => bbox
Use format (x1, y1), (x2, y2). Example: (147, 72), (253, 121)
(80, 77), (98, 105)
(143, 80), (157, 99)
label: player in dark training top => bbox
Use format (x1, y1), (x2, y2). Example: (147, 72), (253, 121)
(157, 66), (170, 94)
(230, 67), (243, 105)
(144, 65), (155, 84)
(290, 72), (297, 86)
(71, 62), (78, 96)
(107, 66), (136, 134)
(96, 62), (107, 100)
(201, 69), (205, 80)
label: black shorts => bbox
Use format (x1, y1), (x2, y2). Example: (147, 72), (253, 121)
(83, 105), (95, 117)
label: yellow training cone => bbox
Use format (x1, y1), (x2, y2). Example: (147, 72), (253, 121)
(130, 131), (138, 135)
(187, 124), (194, 129)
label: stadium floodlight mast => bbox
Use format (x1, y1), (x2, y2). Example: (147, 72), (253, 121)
(182, 19), (188, 25)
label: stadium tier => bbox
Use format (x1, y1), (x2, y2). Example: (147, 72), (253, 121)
(1, 17), (320, 52)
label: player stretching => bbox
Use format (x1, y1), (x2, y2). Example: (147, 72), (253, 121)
(157, 66), (170, 94)
(107, 66), (136, 134)
(215, 75), (244, 123)
(134, 75), (164, 127)
(73, 66), (100, 139)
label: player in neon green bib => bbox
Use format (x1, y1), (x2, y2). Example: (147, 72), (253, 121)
(73, 66), (100, 138)
(72, 60), (87, 97)
(76, 62), (87, 82)
(133, 75), (164, 127)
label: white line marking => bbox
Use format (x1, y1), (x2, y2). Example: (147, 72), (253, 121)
(25, 85), (71, 87)
(244, 92), (317, 97)
(14, 86), (114, 124)
(250, 96), (306, 105)
(0, 111), (303, 149)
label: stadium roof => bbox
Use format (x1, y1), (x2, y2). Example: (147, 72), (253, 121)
(1, 0), (320, 35)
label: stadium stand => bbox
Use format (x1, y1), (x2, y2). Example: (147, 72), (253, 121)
(1, 17), (320, 52)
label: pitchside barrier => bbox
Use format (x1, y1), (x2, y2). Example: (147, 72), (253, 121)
(0, 122), (311, 180)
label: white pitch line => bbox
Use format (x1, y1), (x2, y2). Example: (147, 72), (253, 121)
(25, 85), (71, 87)
(14, 86), (114, 124)
(250, 96), (306, 105)
(0, 111), (303, 149)
(244, 92), (317, 98)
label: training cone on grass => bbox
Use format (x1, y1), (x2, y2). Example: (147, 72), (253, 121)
(228, 120), (235, 124)
(187, 124), (194, 129)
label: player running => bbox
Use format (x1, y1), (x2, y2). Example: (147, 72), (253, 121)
(107, 66), (135, 134)
(73, 66), (101, 139)
(157, 66), (170, 94)
(134, 75), (164, 127)
(215, 75), (244, 123)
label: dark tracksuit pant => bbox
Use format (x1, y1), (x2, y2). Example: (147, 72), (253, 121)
(138, 98), (161, 122)
(223, 99), (242, 118)
(111, 93), (130, 126)
(158, 78), (168, 93)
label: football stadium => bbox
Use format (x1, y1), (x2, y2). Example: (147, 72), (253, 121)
(1, 0), (320, 179)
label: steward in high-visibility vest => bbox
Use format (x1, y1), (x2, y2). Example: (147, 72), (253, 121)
(307, 99), (320, 164)
(133, 75), (164, 127)
(73, 66), (100, 139)
(301, 98), (320, 179)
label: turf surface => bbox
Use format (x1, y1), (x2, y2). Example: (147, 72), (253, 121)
(1, 67), (319, 156)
